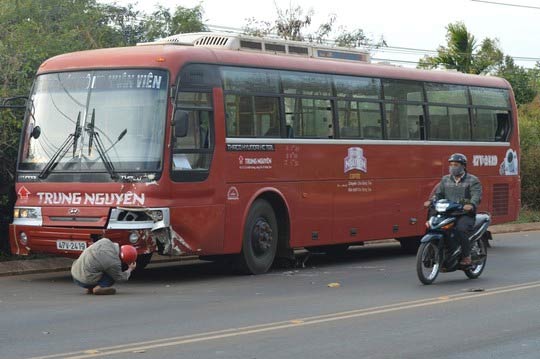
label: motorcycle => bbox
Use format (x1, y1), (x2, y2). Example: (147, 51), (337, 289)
(416, 199), (491, 285)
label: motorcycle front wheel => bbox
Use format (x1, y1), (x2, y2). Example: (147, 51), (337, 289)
(464, 238), (487, 279)
(416, 242), (441, 285)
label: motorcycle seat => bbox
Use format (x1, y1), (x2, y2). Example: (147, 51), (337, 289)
(474, 213), (490, 228)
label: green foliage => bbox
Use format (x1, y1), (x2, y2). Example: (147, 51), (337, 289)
(518, 99), (540, 210)
(0, 0), (206, 254)
(142, 4), (207, 42)
(243, 4), (386, 49)
(497, 57), (539, 105)
(418, 21), (503, 74)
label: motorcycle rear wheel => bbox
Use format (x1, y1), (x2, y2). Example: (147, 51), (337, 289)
(464, 238), (487, 279)
(416, 242), (441, 285)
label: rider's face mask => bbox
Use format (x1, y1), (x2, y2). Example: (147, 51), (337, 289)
(449, 163), (465, 177)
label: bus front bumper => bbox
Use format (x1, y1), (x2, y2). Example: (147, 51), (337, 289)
(8, 224), (157, 258)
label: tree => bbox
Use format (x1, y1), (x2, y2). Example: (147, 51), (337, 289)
(497, 56), (538, 105)
(243, 3), (385, 50)
(0, 0), (207, 253)
(418, 22), (503, 74)
(141, 4), (207, 43)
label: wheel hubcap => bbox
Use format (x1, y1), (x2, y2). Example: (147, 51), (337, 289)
(251, 218), (273, 256)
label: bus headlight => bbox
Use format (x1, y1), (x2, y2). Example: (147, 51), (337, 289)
(14, 207), (40, 219)
(13, 207), (43, 226)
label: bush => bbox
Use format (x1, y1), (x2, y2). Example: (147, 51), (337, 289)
(518, 98), (540, 210)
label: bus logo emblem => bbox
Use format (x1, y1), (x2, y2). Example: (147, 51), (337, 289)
(344, 147), (367, 173)
(227, 187), (240, 201)
(68, 208), (80, 216)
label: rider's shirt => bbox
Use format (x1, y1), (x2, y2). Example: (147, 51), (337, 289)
(434, 172), (482, 209)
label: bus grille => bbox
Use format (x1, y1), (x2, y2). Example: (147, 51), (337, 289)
(492, 184), (509, 216)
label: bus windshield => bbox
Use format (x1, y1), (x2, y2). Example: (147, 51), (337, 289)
(19, 69), (168, 175)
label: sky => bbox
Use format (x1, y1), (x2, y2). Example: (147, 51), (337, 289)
(109, 0), (540, 68)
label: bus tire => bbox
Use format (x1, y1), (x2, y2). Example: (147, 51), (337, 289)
(238, 199), (278, 275)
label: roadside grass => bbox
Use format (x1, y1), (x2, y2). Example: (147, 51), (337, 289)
(512, 207), (540, 224)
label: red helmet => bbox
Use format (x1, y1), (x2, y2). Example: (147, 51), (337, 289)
(120, 245), (138, 264)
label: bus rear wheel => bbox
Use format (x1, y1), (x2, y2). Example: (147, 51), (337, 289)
(238, 199), (278, 275)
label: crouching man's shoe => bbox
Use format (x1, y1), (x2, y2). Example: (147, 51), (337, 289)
(93, 286), (117, 295)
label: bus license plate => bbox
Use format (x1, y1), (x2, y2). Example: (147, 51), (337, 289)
(56, 240), (87, 251)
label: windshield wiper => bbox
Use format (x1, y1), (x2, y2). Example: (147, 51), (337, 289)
(85, 108), (119, 181)
(38, 112), (82, 179)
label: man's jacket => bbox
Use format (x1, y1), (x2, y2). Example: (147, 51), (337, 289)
(434, 172), (482, 210)
(71, 238), (130, 285)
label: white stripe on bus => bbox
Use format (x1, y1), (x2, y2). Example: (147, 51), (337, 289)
(225, 138), (510, 147)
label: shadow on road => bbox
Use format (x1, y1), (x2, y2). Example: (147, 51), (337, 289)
(128, 242), (411, 283)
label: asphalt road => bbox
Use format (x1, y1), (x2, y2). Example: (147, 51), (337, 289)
(1, 231), (540, 359)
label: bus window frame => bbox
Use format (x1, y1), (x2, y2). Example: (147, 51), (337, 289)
(171, 63), (219, 183)
(213, 63), (514, 144)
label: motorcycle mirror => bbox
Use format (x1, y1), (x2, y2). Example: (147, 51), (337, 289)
(31, 126), (41, 139)
(173, 110), (189, 138)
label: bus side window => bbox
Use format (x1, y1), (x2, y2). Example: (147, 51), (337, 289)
(495, 112), (510, 141)
(173, 110), (213, 170)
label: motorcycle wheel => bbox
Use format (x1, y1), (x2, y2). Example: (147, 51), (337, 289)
(416, 242), (441, 285)
(465, 238), (487, 279)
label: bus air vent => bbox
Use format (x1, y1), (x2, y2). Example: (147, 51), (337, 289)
(194, 35), (230, 47)
(138, 32), (370, 63)
(492, 184), (509, 216)
(288, 46), (309, 55)
(240, 40), (262, 50)
(265, 43), (286, 53)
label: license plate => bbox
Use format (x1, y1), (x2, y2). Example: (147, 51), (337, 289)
(56, 240), (87, 251)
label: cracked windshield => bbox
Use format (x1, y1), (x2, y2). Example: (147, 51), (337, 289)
(19, 69), (168, 175)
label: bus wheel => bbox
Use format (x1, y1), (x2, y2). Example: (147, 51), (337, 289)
(238, 199), (278, 275)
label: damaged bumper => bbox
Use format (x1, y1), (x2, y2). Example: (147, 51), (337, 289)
(10, 206), (195, 257)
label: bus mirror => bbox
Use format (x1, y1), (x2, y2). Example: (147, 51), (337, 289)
(31, 126), (41, 139)
(173, 110), (189, 137)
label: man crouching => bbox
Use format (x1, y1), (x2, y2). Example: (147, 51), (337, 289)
(71, 238), (137, 295)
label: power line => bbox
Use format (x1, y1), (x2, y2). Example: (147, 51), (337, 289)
(471, 0), (540, 10)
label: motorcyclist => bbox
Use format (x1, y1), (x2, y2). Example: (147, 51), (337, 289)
(423, 153), (482, 266)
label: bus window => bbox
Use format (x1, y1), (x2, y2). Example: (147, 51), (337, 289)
(173, 111), (212, 170)
(337, 101), (382, 139)
(470, 87), (510, 108)
(334, 75), (381, 99)
(472, 109), (510, 142)
(225, 95), (280, 137)
(284, 97), (332, 138)
(382, 79), (424, 102)
(385, 103), (424, 140)
(172, 91), (213, 178)
(221, 67), (280, 94)
(428, 106), (470, 141)
(425, 83), (468, 105)
(281, 71), (332, 96)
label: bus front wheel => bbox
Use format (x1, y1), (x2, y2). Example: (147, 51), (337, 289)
(238, 199), (278, 275)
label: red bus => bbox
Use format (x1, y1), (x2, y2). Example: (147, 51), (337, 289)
(10, 33), (520, 274)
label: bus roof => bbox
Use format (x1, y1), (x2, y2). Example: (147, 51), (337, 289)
(38, 44), (511, 89)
